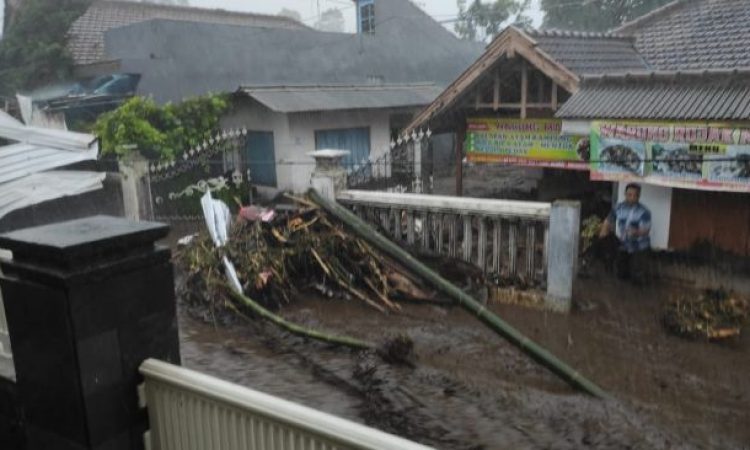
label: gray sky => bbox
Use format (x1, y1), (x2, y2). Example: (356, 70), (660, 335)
(0, 0), (543, 36)
(174, 0), (543, 33)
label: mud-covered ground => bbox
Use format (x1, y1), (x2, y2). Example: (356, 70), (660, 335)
(177, 269), (750, 449)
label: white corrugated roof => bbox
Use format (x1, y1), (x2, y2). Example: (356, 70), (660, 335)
(0, 171), (106, 219)
(0, 110), (103, 219)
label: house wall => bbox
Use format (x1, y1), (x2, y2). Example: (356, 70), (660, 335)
(222, 99), (393, 194)
(616, 182), (672, 251)
(668, 189), (750, 256)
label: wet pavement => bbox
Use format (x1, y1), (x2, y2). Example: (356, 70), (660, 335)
(178, 270), (750, 449)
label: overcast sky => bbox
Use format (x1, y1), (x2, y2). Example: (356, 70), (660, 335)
(168, 0), (543, 33)
(0, 0), (544, 36)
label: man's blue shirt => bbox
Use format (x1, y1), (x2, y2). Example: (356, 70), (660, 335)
(608, 202), (651, 253)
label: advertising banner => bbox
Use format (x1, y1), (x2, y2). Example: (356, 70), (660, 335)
(591, 121), (750, 192)
(465, 118), (588, 170)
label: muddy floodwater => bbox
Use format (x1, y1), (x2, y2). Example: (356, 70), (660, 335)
(178, 274), (750, 449)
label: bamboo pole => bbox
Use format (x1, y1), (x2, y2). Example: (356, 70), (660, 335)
(227, 286), (373, 351)
(309, 189), (608, 399)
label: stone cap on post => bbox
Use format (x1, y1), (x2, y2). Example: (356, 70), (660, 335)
(0, 215), (169, 273)
(307, 149), (350, 172)
(309, 149), (350, 200)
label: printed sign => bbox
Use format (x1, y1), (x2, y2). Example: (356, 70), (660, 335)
(465, 118), (587, 170)
(590, 121), (750, 192)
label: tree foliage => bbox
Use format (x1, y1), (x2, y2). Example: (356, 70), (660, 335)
(541, 0), (673, 32)
(455, 0), (529, 42)
(92, 94), (230, 161)
(0, 0), (91, 95)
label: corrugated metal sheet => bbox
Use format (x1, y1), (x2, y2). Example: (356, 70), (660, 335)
(240, 84), (444, 113)
(0, 110), (103, 219)
(0, 171), (106, 219)
(556, 71), (750, 120)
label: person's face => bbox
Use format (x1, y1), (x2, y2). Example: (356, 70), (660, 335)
(625, 187), (640, 204)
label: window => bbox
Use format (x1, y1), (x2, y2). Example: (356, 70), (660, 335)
(315, 127), (371, 170)
(359, 0), (375, 34)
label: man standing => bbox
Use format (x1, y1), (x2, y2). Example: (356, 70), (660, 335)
(599, 183), (651, 284)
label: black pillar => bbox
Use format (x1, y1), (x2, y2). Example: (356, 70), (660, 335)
(0, 216), (180, 450)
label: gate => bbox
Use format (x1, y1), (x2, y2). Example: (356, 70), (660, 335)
(147, 129), (250, 228)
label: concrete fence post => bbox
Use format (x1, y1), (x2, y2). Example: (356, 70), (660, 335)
(119, 154), (153, 221)
(545, 200), (581, 312)
(308, 149), (350, 201)
(0, 216), (180, 449)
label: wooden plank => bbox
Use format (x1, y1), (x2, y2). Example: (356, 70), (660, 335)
(455, 127), (465, 197)
(521, 60), (528, 119)
(448, 214), (458, 258)
(421, 211), (430, 251)
(509, 221), (517, 275)
(551, 82), (558, 110)
(393, 208), (402, 242)
(437, 213), (445, 255)
(493, 68), (500, 110)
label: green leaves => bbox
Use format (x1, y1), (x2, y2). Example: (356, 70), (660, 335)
(93, 94), (230, 161)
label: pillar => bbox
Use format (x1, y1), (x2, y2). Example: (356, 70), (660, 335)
(119, 154), (153, 221)
(545, 201), (581, 313)
(308, 149), (350, 201)
(0, 215), (180, 450)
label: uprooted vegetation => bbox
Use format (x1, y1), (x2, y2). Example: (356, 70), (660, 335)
(177, 195), (436, 323)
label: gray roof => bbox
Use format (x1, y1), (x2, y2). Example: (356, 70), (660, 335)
(528, 30), (650, 75)
(556, 70), (750, 120)
(105, 0), (482, 103)
(239, 84), (444, 113)
(615, 0), (750, 70)
(68, 0), (306, 65)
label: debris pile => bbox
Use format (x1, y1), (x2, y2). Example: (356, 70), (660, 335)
(663, 289), (750, 340)
(179, 195), (434, 320)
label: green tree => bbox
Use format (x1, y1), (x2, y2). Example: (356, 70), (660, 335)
(93, 94), (230, 161)
(455, 0), (530, 42)
(0, 0), (91, 95)
(541, 0), (673, 32)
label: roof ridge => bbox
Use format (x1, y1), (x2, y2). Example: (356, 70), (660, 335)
(613, 0), (694, 34)
(526, 28), (633, 40)
(581, 68), (750, 83)
(94, 0), (305, 27)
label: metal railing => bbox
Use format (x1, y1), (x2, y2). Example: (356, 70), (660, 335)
(336, 190), (552, 286)
(139, 358), (433, 450)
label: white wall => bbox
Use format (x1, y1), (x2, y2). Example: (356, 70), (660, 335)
(616, 182), (672, 250)
(222, 99), (394, 194)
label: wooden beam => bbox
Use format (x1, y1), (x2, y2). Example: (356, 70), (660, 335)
(456, 126), (465, 197)
(470, 102), (560, 110)
(551, 82), (558, 110)
(493, 67), (500, 111)
(521, 59), (528, 119)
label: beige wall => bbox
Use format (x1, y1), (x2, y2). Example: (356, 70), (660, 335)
(222, 98), (395, 193)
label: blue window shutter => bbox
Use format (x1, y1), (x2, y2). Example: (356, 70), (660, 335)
(243, 131), (277, 187)
(315, 127), (371, 169)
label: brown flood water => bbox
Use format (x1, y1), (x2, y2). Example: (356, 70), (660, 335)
(178, 273), (750, 449)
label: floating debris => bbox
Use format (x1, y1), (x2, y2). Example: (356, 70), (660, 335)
(663, 289), (750, 340)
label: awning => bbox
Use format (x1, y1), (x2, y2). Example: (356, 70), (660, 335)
(238, 84), (443, 113)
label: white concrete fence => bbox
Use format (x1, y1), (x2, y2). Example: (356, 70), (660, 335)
(139, 358), (433, 450)
(336, 190), (580, 311)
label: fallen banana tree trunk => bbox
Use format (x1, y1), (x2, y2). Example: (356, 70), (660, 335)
(309, 189), (608, 399)
(227, 286), (374, 351)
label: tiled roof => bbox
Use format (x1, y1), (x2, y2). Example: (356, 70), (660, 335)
(556, 69), (750, 120)
(615, 0), (750, 70)
(527, 29), (650, 75)
(68, 0), (306, 65)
